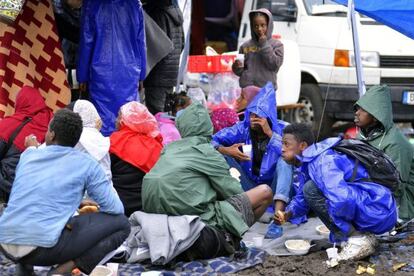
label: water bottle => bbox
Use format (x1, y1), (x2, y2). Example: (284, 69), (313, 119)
(265, 222), (283, 239)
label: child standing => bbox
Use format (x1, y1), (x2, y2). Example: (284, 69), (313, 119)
(232, 8), (284, 89)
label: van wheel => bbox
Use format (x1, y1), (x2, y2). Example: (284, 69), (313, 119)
(290, 83), (333, 139)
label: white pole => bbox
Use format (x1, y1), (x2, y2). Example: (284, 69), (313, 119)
(348, 0), (366, 96)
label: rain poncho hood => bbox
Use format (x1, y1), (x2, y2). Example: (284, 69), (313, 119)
(176, 103), (214, 139)
(356, 85), (414, 220)
(110, 102), (163, 173)
(244, 82), (280, 134)
(143, 103), (249, 238)
(356, 85), (393, 132)
(0, 86), (53, 152)
(212, 82), (285, 185)
(249, 8), (273, 41)
(155, 113), (181, 146)
(286, 137), (397, 242)
(77, 0), (146, 136)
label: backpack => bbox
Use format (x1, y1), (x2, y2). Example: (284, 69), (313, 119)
(333, 138), (400, 192)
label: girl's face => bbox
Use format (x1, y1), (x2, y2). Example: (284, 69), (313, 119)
(235, 93), (247, 112)
(253, 15), (268, 38)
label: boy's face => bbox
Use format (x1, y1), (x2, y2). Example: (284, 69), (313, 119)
(252, 15), (268, 39)
(45, 121), (55, 146)
(354, 106), (376, 129)
(282, 134), (307, 165)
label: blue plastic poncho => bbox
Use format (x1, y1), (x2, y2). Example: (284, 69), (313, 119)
(212, 82), (287, 185)
(286, 137), (397, 242)
(77, 0), (146, 136)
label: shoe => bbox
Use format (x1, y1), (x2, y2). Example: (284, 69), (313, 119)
(15, 263), (35, 276)
(337, 234), (378, 261)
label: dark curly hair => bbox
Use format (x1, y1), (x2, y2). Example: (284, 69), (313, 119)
(283, 123), (315, 146)
(49, 109), (83, 147)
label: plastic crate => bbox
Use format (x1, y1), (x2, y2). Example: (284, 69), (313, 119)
(187, 55), (236, 73)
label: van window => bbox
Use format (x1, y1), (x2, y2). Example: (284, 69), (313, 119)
(257, 0), (297, 22)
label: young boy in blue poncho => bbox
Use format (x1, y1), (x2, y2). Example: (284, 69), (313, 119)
(275, 123), (397, 261)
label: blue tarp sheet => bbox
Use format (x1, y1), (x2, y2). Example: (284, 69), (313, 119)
(333, 0), (414, 39)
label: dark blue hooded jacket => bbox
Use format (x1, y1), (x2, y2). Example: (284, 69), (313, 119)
(212, 82), (287, 185)
(77, 0), (146, 136)
(286, 137), (397, 242)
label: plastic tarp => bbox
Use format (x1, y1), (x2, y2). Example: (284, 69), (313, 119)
(333, 0), (414, 39)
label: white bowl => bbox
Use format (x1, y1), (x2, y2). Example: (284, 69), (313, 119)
(285, 239), (311, 255)
(316, 224), (330, 237)
(89, 266), (113, 276)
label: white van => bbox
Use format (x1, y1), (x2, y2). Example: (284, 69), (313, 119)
(239, 0), (414, 136)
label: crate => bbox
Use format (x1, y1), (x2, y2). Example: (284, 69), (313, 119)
(187, 55), (236, 73)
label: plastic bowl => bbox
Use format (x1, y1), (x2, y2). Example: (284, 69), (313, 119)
(285, 239), (311, 255)
(316, 224), (330, 237)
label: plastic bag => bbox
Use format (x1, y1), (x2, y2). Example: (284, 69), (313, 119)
(187, 87), (207, 107)
(207, 73), (240, 111)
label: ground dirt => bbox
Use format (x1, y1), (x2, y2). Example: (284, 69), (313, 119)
(235, 251), (410, 276)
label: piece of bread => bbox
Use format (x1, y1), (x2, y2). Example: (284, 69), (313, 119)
(78, 205), (99, 214)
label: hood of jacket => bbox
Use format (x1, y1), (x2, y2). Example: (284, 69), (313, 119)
(176, 103), (213, 138)
(244, 82), (280, 133)
(300, 137), (342, 163)
(249, 8), (273, 41)
(355, 85), (393, 131)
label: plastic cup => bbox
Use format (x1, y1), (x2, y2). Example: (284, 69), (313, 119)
(90, 265), (113, 276)
(253, 236), (264, 247)
(326, 247), (339, 260)
(242, 144), (252, 157)
(236, 53), (245, 67)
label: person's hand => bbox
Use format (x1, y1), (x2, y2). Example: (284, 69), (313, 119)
(78, 199), (99, 215)
(251, 117), (273, 138)
(274, 210), (291, 225)
(79, 82), (88, 93)
(259, 34), (267, 45)
(233, 59), (244, 69)
(218, 143), (250, 161)
(24, 134), (40, 148)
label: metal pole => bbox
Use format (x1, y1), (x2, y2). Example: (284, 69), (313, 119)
(348, 0), (366, 96)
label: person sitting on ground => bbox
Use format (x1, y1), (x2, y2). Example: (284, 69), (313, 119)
(142, 103), (273, 260)
(0, 86), (53, 203)
(110, 102), (163, 217)
(0, 109), (128, 276)
(67, 100), (112, 182)
(275, 123), (397, 261)
(212, 82), (293, 218)
(354, 85), (414, 221)
(211, 107), (239, 134)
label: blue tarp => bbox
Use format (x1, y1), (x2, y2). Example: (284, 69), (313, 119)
(333, 0), (414, 39)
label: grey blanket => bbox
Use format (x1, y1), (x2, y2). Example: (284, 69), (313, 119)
(126, 211), (205, 265)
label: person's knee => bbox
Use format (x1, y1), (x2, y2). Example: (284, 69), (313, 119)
(303, 180), (318, 200)
(112, 214), (131, 237)
(256, 184), (273, 204)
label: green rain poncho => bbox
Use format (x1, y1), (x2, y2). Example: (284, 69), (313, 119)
(356, 85), (414, 220)
(142, 103), (249, 237)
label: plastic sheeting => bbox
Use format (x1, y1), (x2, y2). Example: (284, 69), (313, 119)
(119, 102), (159, 138)
(333, 0), (414, 39)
